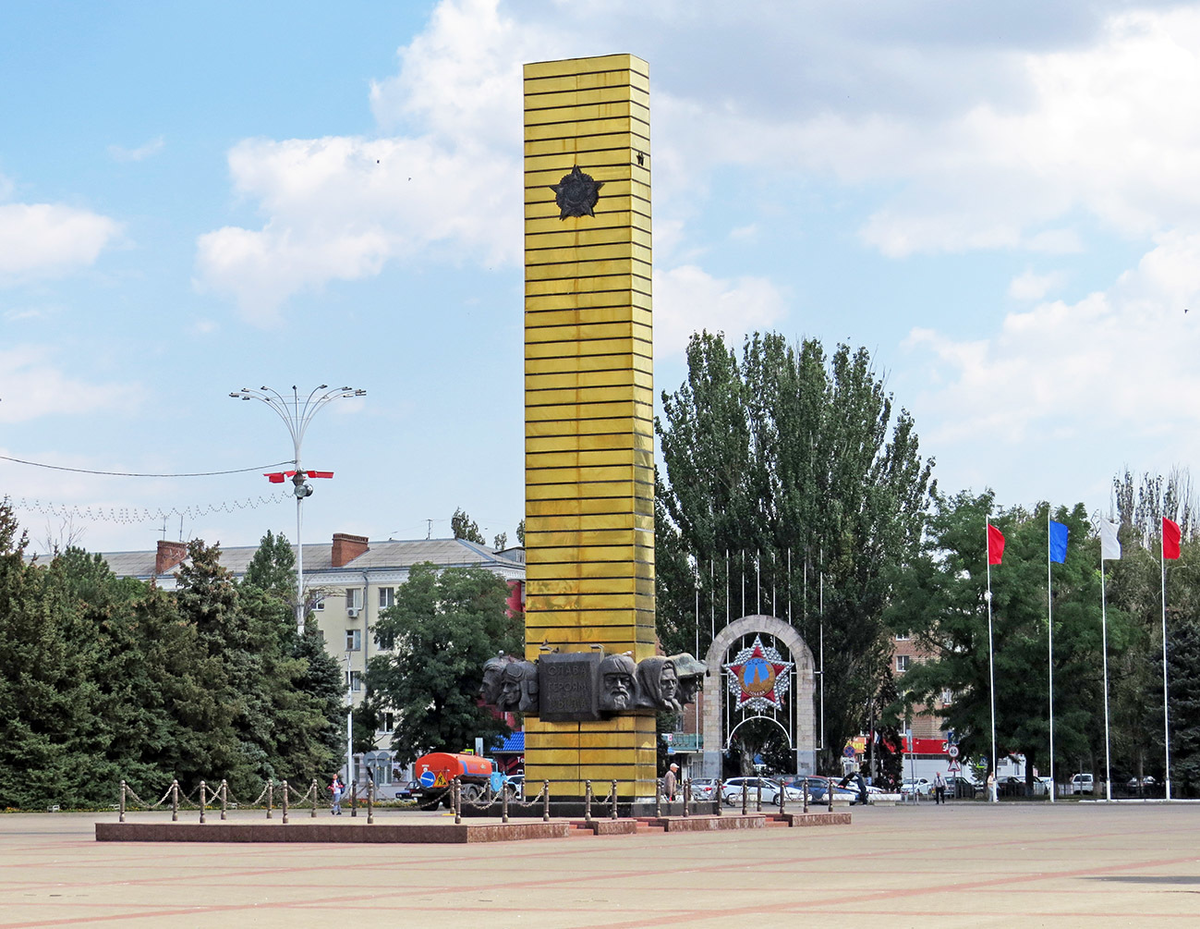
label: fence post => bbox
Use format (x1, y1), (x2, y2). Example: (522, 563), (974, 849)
(682, 778), (690, 818)
(654, 778), (662, 818)
(266, 780), (273, 819)
(350, 780), (357, 818)
(501, 781), (510, 823)
(367, 780), (374, 825)
(715, 778), (723, 816)
(119, 780), (126, 823)
(827, 781), (834, 812)
(610, 780), (618, 820)
(585, 779), (593, 823)
(453, 777), (461, 825)
(311, 778), (318, 818)
(803, 780), (809, 813)
(756, 781), (763, 813)
(281, 779), (289, 824)
(220, 780), (228, 820)
(199, 780), (207, 824)
(172, 779), (179, 822)
(779, 782), (787, 815)
(741, 780), (748, 815)
(542, 780), (550, 822)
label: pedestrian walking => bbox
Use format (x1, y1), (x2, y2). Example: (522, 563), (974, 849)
(329, 774), (345, 815)
(933, 771), (947, 805)
(663, 763), (678, 802)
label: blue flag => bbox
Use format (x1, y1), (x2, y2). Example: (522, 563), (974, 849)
(1049, 520), (1069, 564)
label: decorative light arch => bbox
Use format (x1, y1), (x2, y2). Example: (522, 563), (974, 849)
(701, 614), (817, 777)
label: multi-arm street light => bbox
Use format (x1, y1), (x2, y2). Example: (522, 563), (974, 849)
(230, 384), (366, 634)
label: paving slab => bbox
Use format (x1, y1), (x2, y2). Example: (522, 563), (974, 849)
(2, 802), (1199, 928)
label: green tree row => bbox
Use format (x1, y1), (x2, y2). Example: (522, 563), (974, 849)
(0, 510), (344, 809)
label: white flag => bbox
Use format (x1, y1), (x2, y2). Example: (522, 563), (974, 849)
(1100, 519), (1122, 561)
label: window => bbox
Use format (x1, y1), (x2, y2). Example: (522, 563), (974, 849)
(941, 688), (954, 706)
(377, 712), (394, 733)
(346, 588), (363, 611)
(895, 633), (910, 642)
(312, 597), (325, 612)
(896, 655), (911, 673)
(346, 629), (362, 651)
(379, 587), (394, 610)
(348, 670), (363, 692)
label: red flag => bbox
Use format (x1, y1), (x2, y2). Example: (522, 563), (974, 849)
(987, 523), (1005, 565)
(264, 472), (286, 483)
(307, 471), (334, 479)
(1163, 517), (1182, 560)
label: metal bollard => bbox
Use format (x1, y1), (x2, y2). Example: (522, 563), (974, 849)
(682, 778), (690, 818)
(266, 780), (272, 819)
(453, 777), (461, 825)
(741, 780), (748, 815)
(542, 780), (550, 822)
(119, 780), (126, 823)
(367, 781), (374, 825)
(610, 780), (618, 820)
(756, 781), (763, 813)
(502, 781), (510, 823)
(655, 778), (662, 818)
(779, 782), (787, 815)
(585, 779), (593, 823)
(715, 778), (723, 816)
(350, 780), (357, 818)
(281, 779), (289, 824)
(172, 779), (179, 822)
(803, 780), (809, 813)
(827, 781), (834, 812)
(220, 780), (228, 820)
(199, 780), (207, 824)
(311, 778), (318, 818)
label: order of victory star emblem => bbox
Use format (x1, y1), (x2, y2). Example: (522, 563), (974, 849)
(723, 635), (794, 712)
(549, 165), (603, 219)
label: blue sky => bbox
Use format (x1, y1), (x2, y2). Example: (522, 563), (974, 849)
(3, 0), (1199, 555)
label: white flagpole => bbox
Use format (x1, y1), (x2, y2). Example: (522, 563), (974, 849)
(1047, 510), (1055, 803)
(987, 519), (998, 804)
(1101, 553), (1112, 802)
(1161, 534), (1172, 802)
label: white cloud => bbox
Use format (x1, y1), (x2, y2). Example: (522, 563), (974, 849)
(108, 136), (165, 163)
(1008, 269), (1067, 301)
(0, 346), (139, 424)
(195, 0), (553, 322)
(0, 202), (121, 284)
(653, 264), (788, 360)
(903, 231), (1200, 448)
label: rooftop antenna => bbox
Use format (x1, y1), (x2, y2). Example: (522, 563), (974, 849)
(426, 518), (432, 540)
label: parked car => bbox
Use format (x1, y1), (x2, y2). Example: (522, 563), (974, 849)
(721, 777), (780, 805)
(901, 777), (933, 797)
(393, 779), (422, 801)
(946, 776), (978, 799)
(690, 777), (719, 801)
(1127, 775), (1157, 789)
(1070, 773), (1094, 795)
(505, 773), (525, 800)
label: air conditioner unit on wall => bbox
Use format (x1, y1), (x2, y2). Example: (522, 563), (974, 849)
(348, 607), (359, 618)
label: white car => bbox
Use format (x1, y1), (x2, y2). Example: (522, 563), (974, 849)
(720, 777), (804, 806)
(901, 778), (933, 797)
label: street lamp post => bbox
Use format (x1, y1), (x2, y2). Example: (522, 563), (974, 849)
(230, 384), (366, 634)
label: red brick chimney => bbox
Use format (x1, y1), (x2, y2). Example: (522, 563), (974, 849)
(155, 539), (188, 575)
(332, 533), (369, 567)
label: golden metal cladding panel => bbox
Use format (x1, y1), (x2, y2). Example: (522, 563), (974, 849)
(525, 54), (653, 784)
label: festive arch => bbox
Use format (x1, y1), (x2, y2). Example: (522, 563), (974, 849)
(701, 614), (817, 777)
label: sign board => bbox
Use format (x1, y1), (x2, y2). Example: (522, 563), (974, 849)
(947, 761), (961, 773)
(537, 652), (603, 722)
(419, 770), (436, 788)
(948, 745), (959, 758)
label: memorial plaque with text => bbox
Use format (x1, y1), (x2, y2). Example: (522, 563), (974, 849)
(537, 652), (602, 722)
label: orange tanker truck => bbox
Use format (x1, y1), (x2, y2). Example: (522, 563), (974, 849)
(412, 752), (495, 809)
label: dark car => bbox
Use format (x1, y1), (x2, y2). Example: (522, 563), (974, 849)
(946, 776), (978, 799)
(393, 779), (422, 801)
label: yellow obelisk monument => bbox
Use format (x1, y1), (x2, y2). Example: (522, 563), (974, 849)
(523, 54), (655, 800)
